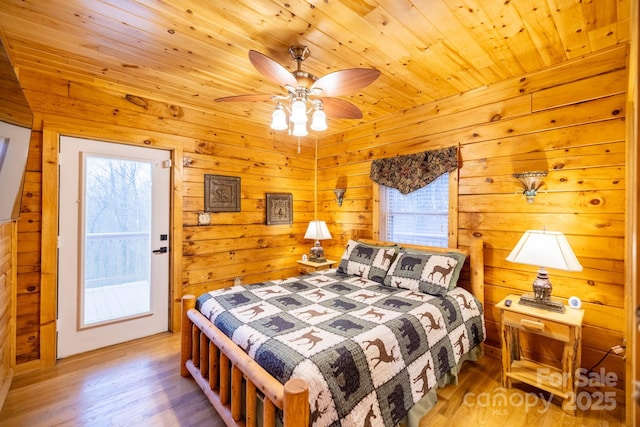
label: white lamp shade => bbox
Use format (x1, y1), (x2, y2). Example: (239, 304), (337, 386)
(270, 107), (288, 130)
(304, 220), (332, 240)
(506, 230), (582, 271)
(290, 99), (308, 124)
(310, 108), (327, 131)
(292, 121), (308, 137)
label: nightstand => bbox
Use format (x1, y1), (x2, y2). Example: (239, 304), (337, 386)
(497, 294), (584, 415)
(296, 259), (336, 274)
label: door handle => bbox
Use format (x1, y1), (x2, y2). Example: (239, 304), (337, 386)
(153, 246), (167, 254)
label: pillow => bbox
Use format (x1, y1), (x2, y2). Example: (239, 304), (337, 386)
(337, 239), (399, 283)
(383, 248), (466, 296)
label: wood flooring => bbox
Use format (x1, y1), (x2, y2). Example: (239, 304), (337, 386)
(0, 333), (626, 426)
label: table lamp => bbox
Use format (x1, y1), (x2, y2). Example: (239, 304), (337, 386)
(304, 220), (332, 262)
(506, 229), (582, 313)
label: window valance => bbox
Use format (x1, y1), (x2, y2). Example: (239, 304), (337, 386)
(369, 146), (458, 194)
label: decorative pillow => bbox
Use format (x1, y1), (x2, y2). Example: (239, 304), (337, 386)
(337, 240), (399, 283)
(383, 248), (466, 295)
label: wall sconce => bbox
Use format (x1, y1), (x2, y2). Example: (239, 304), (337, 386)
(513, 171), (547, 203)
(333, 188), (346, 207)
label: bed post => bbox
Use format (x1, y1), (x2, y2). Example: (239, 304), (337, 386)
(283, 378), (309, 427)
(469, 238), (485, 305)
(181, 294), (196, 377)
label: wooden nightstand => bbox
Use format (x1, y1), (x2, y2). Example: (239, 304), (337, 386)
(496, 294), (584, 415)
(296, 259), (336, 274)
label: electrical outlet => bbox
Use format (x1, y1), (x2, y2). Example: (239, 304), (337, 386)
(234, 276), (243, 286)
(612, 345), (625, 355)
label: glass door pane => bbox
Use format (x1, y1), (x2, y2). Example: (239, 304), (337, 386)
(81, 155), (152, 327)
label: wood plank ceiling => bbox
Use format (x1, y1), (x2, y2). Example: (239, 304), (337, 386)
(0, 0), (629, 135)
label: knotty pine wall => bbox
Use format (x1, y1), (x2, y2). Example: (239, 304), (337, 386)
(319, 44), (628, 398)
(0, 221), (16, 407)
(13, 70), (315, 367)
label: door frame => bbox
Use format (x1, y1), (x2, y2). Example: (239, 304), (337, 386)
(39, 123), (184, 369)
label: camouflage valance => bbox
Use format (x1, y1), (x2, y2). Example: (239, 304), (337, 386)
(369, 146), (458, 194)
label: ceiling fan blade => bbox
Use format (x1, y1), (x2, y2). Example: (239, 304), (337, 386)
(320, 97), (363, 119)
(312, 68), (380, 97)
(249, 50), (298, 89)
(215, 94), (275, 102)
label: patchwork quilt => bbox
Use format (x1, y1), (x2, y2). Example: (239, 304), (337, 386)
(196, 270), (485, 427)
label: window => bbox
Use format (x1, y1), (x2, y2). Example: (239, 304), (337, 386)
(379, 172), (450, 247)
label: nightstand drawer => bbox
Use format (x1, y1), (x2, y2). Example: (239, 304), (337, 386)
(503, 310), (571, 342)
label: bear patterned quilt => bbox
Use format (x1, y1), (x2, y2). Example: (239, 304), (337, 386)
(196, 270), (485, 427)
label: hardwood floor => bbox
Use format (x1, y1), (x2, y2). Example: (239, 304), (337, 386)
(0, 333), (626, 426)
(0, 333), (224, 427)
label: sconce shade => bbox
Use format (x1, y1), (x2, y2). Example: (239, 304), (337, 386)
(304, 220), (332, 240)
(506, 229), (582, 313)
(513, 171), (547, 203)
(506, 229), (582, 272)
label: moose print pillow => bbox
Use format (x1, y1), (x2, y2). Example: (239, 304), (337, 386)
(383, 248), (466, 296)
(336, 239), (399, 283)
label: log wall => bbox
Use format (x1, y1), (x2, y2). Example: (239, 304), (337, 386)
(318, 44), (628, 398)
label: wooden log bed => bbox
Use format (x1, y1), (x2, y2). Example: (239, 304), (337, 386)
(180, 238), (484, 427)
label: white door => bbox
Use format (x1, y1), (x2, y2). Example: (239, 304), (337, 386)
(57, 136), (170, 358)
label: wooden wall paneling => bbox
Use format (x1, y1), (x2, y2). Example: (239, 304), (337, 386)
(625, 0), (639, 420)
(13, 70), (313, 366)
(14, 130), (41, 369)
(0, 221), (16, 409)
(318, 47), (629, 399)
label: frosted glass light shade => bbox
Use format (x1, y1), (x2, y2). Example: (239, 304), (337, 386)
(270, 106), (288, 130)
(506, 230), (582, 271)
(292, 122), (308, 137)
(310, 108), (327, 131)
(304, 220), (332, 240)
(290, 99), (308, 124)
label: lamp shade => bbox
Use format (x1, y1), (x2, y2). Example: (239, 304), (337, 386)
(270, 105), (288, 130)
(290, 99), (308, 124)
(506, 230), (582, 271)
(310, 108), (327, 131)
(292, 121), (308, 137)
(304, 220), (332, 240)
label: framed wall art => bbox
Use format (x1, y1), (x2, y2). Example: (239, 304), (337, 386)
(266, 193), (293, 225)
(204, 174), (241, 212)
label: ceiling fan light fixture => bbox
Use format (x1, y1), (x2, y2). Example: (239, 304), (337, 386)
(270, 103), (288, 130)
(218, 46), (380, 138)
(292, 121), (308, 137)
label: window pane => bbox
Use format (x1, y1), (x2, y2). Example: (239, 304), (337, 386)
(385, 173), (448, 247)
(83, 156), (152, 325)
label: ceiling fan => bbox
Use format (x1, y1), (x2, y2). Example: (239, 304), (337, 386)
(215, 46), (380, 135)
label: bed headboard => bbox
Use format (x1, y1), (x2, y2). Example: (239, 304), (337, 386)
(355, 238), (484, 305)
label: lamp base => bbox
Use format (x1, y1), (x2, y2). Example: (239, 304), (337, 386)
(309, 241), (326, 263)
(518, 293), (566, 313)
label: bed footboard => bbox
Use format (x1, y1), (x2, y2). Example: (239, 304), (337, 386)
(181, 295), (309, 427)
